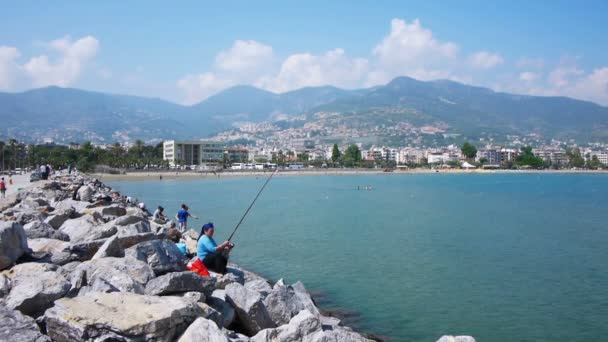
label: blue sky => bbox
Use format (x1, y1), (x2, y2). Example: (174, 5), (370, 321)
(1, 0), (607, 105)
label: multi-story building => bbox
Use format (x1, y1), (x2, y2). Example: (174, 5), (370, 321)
(586, 151), (608, 165)
(533, 148), (568, 166)
(163, 140), (224, 166)
(225, 147), (249, 164)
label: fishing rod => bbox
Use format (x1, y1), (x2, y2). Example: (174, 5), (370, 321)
(227, 167), (278, 242)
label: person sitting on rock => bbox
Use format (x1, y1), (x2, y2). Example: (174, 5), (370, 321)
(197, 222), (234, 274)
(138, 202), (152, 216)
(167, 228), (189, 257)
(153, 205), (167, 224)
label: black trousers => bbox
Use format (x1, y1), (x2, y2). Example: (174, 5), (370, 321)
(203, 253), (228, 274)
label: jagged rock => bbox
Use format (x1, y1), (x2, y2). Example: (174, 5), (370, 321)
(145, 271), (216, 296)
(125, 240), (186, 276)
(4, 263), (70, 317)
(319, 315), (341, 328)
(436, 336), (476, 342)
(224, 329), (250, 342)
(263, 281), (320, 326)
(52, 199), (89, 213)
(91, 235), (122, 259)
(23, 221), (69, 241)
(214, 271), (244, 289)
(117, 232), (159, 249)
(100, 204), (127, 218)
(251, 310), (372, 342)
(208, 289), (236, 329)
(67, 238), (108, 261)
(0, 273), (11, 297)
(228, 264), (264, 284)
(178, 317), (229, 342)
(245, 279), (272, 298)
(113, 214), (147, 226)
(175, 291), (206, 303)
(44, 207), (76, 229)
(225, 283), (275, 336)
(0, 221), (29, 270)
(196, 303), (224, 329)
(0, 305), (50, 342)
(57, 261), (81, 279)
(44, 292), (204, 342)
(59, 214), (108, 243)
(11, 208), (47, 226)
(67, 257), (154, 296)
(116, 220), (151, 237)
(28, 238), (72, 265)
(77, 185), (95, 202)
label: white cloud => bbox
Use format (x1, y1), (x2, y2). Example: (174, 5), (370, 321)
(0, 46), (20, 90)
(176, 72), (235, 105)
(469, 51), (504, 69)
(548, 65), (584, 89)
(256, 48), (369, 93)
(215, 40), (273, 73)
(517, 57), (544, 69)
(23, 35), (99, 87)
(519, 71), (538, 82)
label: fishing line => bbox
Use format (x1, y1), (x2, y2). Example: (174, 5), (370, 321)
(227, 168), (278, 242)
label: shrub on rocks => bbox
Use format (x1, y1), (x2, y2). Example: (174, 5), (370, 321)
(44, 292), (205, 342)
(225, 282), (275, 336)
(125, 240), (186, 276)
(0, 221), (29, 270)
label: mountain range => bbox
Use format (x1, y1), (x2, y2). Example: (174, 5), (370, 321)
(1, 76), (607, 144)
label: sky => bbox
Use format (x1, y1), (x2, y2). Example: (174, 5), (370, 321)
(1, 0), (607, 106)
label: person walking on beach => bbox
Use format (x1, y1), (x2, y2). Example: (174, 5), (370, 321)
(197, 222), (234, 274)
(0, 177), (6, 199)
(176, 204), (198, 233)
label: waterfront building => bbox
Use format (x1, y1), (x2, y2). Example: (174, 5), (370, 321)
(586, 151), (608, 165)
(225, 147), (249, 163)
(533, 148), (568, 166)
(163, 140), (224, 166)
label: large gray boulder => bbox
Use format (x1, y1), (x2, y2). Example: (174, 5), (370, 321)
(251, 309), (372, 342)
(208, 289), (236, 328)
(58, 214), (107, 243)
(52, 199), (89, 213)
(0, 222), (29, 270)
(67, 256), (154, 296)
(8, 208), (47, 226)
(66, 238), (108, 261)
(436, 336), (476, 342)
(23, 221), (69, 241)
(44, 207), (77, 229)
(245, 279), (272, 298)
(44, 292), (204, 342)
(28, 238), (72, 265)
(4, 263), (70, 317)
(178, 317), (229, 342)
(145, 271), (216, 296)
(0, 273), (11, 297)
(0, 305), (50, 342)
(263, 281), (320, 326)
(91, 235), (122, 259)
(225, 283), (275, 336)
(213, 271), (245, 290)
(77, 185), (95, 202)
(116, 220), (151, 237)
(125, 240), (186, 276)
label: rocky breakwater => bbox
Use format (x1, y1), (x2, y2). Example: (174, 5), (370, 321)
(0, 172), (475, 341)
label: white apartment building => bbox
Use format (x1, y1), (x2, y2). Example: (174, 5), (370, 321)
(163, 140), (224, 166)
(586, 151), (608, 165)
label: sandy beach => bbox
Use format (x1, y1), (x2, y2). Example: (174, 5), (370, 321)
(91, 168), (608, 181)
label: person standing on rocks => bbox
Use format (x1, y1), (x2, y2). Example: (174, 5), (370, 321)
(0, 177), (6, 199)
(197, 222), (234, 274)
(175, 204), (198, 233)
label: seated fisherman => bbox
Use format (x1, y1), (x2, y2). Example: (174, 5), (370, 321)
(152, 205), (167, 223)
(166, 228), (189, 257)
(196, 222), (234, 274)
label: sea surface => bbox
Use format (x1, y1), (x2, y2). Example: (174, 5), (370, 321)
(107, 173), (608, 342)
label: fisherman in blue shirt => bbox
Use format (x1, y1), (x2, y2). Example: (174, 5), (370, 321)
(197, 222), (234, 274)
(175, 203), (198, 233)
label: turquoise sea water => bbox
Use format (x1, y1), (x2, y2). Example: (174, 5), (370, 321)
(107, 174), (608, 341)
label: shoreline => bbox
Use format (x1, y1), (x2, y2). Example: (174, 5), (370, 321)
(93, 168), (608, 181)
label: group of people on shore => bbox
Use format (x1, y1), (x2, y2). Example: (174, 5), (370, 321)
(148, 203), (235, 274)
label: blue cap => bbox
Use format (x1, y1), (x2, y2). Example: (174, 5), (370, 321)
(202, 222), (214, 231)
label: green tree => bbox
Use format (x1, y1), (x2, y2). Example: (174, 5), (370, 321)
(586, 155), (603, 169)
(516, 146), (545, 168)
(342, 144), (362, 167)
(461, 142), (477, 159)
(331, 144), (341, 164)
(565, 147), (585, 168)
